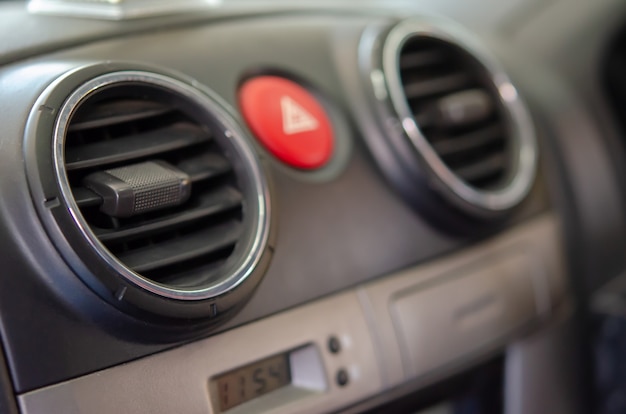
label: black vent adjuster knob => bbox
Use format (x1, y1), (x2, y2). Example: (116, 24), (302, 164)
(83, 160), (192, 218)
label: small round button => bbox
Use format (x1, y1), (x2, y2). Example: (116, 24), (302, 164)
(328, 336), (341, 354)
(238, 76), (334, 169)
(336, 369), (349, 387)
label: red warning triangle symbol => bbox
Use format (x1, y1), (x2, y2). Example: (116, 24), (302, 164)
(280, 96), (319, 135)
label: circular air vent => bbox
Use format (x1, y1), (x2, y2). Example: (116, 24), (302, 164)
(27, 67), (272, 320)
(378, 19), (537, 218)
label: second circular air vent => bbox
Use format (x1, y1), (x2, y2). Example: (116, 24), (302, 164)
(373, 18), (537, 220)
(27, 66), (272, 320)
(397, 37), (509, 191)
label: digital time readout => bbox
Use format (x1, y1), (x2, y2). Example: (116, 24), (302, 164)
(213, 353), (292, 412)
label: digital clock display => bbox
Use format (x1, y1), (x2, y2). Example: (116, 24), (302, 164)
(213, 353), (292, 412)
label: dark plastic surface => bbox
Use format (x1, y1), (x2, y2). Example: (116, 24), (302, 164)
(83, 160), (193, 218)
(66, 123), (210, 170)
(0, 345), (18, 414)
(397, 37), (511, 192)
(592, 274), (626, 414)
(68, 99), (173, 131)
(95, 187), (242, 243)
(346, 357), (504, 414)
(119, 220), (241, 272)
(73, 187), (102, 207)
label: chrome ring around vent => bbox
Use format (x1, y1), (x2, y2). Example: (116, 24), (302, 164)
(52, 70), (271, 302)
(380, 18), (538, 214)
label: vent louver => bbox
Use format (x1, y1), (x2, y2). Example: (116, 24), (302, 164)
(399, 37), (508, 190)
(379, 19), (538, 217)
(66, 96), (243, 282)
(29, 69), (272, 320)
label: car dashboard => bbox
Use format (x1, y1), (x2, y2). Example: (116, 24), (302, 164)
(0, 1), (625, 413)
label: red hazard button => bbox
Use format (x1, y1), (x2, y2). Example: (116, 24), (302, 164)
(238, 76), (334, 169)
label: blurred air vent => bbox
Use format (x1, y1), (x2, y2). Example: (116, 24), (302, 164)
(26, 69), (271, 320)
(399, 37), (509, 190)
(377, 20), (538, 218)
(65, 95), (244, 284)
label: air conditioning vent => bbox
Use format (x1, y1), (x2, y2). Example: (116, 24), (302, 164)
(66, 97), (243, 282)
(28, 68), (272, 320)
(399, 38), (508, 190)
(379, 19), (538, 218)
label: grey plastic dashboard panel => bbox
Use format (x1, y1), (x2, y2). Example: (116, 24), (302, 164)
(18, 213), (564, 414)
(360, 213), (563, 389)
(20, 291), (383, 414)
(392, 252), (537, 375)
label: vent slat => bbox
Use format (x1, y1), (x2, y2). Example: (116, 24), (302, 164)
(95, 187), (242, 244)
(65, 123), (210, 171)
(74, 187), (102, 208)
(398, 36), (514, 193)
(400, 50), (447, 70)
(177, 153), (232, 182)
(453, 153), (506, 183)
(432, 125), (504, 157)
(413, 113), (432, 128)
(118, 220), (242, 273)
(52, 74), (271, 317)
(403, 73), (471, 99)
(61, 81), (260, 303)
(69, 100), (173, 132)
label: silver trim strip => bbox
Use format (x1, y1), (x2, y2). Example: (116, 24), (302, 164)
(381, 18), (538, 213)
(52, 71), (271, 301)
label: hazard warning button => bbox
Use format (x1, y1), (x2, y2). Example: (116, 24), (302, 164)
(238, 76), (334, 169)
